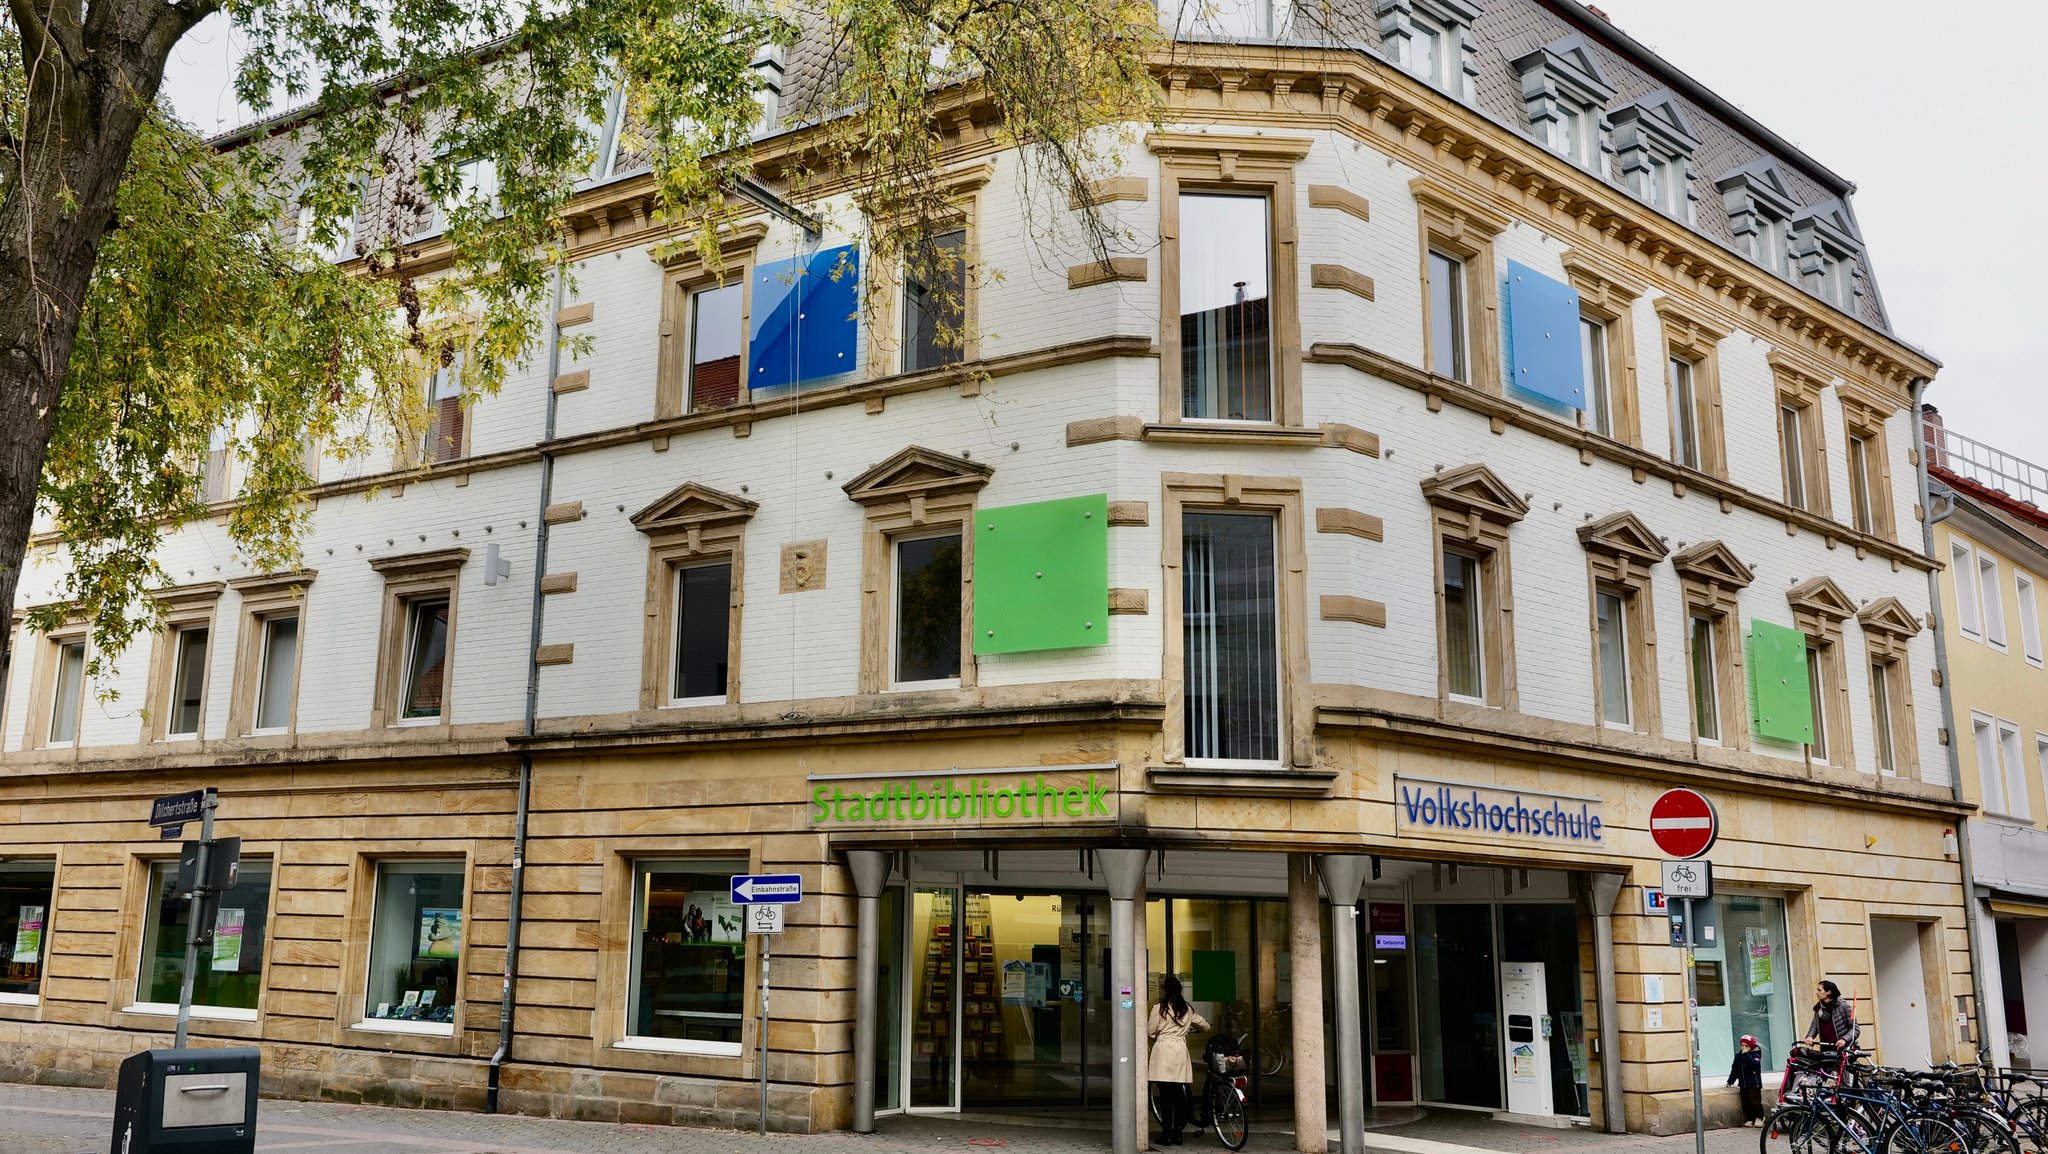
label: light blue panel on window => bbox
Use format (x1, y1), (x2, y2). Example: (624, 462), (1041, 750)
(748, 244), (861, 393)
(1504, 260), (1584, 410)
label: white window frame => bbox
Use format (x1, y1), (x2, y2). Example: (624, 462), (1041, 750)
(1975, 715), (2004, 814)
(1847, 433), (1877, 535)
(251, 612), (300, 737)
(1407, 11), (1453, 88)
(352, 859), (463, 1037)
(1869, 658), (1896, 777)
(46, 638), (86, 748)
(669, 559), (732, 708)
(1805, 644), (1830, 765)
(1689, 612), (1721, 746)
(890, 530), (965, 692)
(1668, 355), (1701, 470)
(2002, 720), (2031, 821)
(1981, 551), (2009, 651)
(1580, 316), (1611, 438)
(1182, 509), (1284, 770)
(1443, 547), (1487, 706)
(1954, 541), (1983, 638)
(621, 859), (747, 1058)
(1427, 248), (1469, 385)
(1779, 403), (1808, 511)
(396, 596), (452, 725)
(2019, 571), (2043, 668)
(1595, 589), (1631, 730)
(162, 624), (210, 741)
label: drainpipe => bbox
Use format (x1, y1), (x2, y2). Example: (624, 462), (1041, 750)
(487, 262), (571, 1112)
(1915, 377), (1991, 1064)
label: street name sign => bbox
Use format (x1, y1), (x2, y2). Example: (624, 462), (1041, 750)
(149, 790), (207, 828)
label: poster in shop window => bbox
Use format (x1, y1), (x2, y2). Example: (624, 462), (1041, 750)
(417, 909), (462, 959)
(211, 908), (245, 972)
(1001, 960), (1029, 1005)
(1745, 927), (1775, 996)
(11, 905), (43, 963)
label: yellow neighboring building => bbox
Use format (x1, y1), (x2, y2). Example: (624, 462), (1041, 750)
(1927, 406), (2048, 1070)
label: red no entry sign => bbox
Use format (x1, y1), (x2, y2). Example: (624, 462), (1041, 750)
(1648, 788), (1717, 859)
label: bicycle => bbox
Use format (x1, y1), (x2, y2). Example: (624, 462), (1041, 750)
(1763, 1060), (1972, 1154)
(1198, 1047), (1250, 1151)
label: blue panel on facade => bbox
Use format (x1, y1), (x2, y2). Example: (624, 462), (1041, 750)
(1504, 260), (1584, 411)
(748, 244), (861, 393)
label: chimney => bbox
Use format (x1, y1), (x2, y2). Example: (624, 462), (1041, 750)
(1921, 403), (1947, 471)
(1585, 3), (1612, 21)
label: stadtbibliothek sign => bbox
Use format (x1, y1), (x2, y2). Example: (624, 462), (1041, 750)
(1393, 775), (1604, 844)
(808, 769), (1117, 827)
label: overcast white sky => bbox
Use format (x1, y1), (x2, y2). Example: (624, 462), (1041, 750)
(159, 2), (2047, 455)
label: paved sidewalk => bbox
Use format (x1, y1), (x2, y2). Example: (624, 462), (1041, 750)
(0, 1082), (1762, 1154)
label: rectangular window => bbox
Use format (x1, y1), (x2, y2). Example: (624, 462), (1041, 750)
(136, 857), (272, 1015)
(894, 534), (963, 686)
(1697, 894), (1798, 1080)
(2003, 722), (2031, 820)
(1779, 404), (1808, 510)
(1580, 318), (1610, 437)
(1982, 554), (2008, 649)
(672, 562), (732, 704)
(687, 282), (745, 411)
(1410, 16), (1446, 85)
(1690, 614), (1720, 743)
(198, 425), (232, 504)
(422, 360), (465, 465)
(1848, 434), (1876, 535)
(1443, 549), (1484, 701)
(0, 861), (54, 1003)
(399, 598), (451, 720)
(1954, 543), (1982, 636)
(627, 859), (746, 1051)
(2020, 573), (2043, 666)
(1179, 193), (1273, 422)
(1806, 645), (1829, 761)
(362, 861), (464, 1029)
(47, 639), (85, 745)
(1183, 511), (1280, 763)
(165, 626), (209, 739)
(1668, 356), (1700, 470)
(902, 229), (966, 373)
(1870, 660), (1896, 775)
(1428, 250), (1468, 384)
(1596, 591), (1630, 727)
(1977, 718), (2005, 812)
(253, 615), (299, 733)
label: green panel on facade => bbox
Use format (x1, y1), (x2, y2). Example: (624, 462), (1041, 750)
(1749, 620), (1813, 745)
(972, 494), (1109, 655)
(1191, 950), (1237, 1003)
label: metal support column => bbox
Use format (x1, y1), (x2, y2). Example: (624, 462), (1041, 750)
(1586, 872), (1626, 1135)
(848, 851), (891, 1133)
(1100, 848), (1151, 1154)
(1318, 855), (1370, 1154)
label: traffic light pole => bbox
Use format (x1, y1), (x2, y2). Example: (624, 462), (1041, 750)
(173, 793), (218, 1049)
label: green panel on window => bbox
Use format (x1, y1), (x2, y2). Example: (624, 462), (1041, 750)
(972, 494), (1109, 655)
(1749, 620), (1813, 744)
(1191, 949), (1237, 1003)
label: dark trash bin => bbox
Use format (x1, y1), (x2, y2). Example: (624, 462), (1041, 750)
(110, 1047), (259, 1153)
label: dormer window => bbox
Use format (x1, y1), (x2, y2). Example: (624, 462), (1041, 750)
(1790, 198), (1865, 311)
(1378, 0), (1480, 99)
(1512, 34), (1616, 173)
(1609, 89), (1700, 223)
(1716, 159), (1801, 279)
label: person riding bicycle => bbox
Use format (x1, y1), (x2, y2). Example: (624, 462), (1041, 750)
(1149, 975), (1208, 1147)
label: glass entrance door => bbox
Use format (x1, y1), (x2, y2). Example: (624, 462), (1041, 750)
(1416, 903), (1501, 1109)
(910, 887), (961, 1110)
(962, 893), (1092, 1108)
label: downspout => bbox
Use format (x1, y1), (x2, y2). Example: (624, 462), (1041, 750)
(487, 261), (570, 1111)
(1915, 377), (1990, 1063)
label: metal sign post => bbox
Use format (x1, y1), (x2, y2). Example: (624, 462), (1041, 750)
(1685, 896), (1704, 1154)
(734, 874), (796, 1136)
(172, 790), (218, 1049)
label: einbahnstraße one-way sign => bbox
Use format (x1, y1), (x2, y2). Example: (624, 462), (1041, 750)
(730, 873), (802, 904)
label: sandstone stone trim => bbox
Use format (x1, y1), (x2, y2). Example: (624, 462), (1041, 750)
(552, 370), (590, 395)
(1067, 416), (1144, 446)
(543, 502), (584, 525)
(1107, 501), (1149, 527)
(781, 540), (827, 593)
(1315, 508), (1384, 542)
(1320, 423), (1381, 457)
(1310, 263), (1376, 301)
(535, 644), (575, 666)
(1306, 184), (1371, 223)
(540, 573), (579, 595)
(1067, 258), (1147, 289)
(1070, 176), (1150, 208)
(1108, 588), (1149, 615)
(1320, 595), (1387, 627)
(556, 302), (595, 327)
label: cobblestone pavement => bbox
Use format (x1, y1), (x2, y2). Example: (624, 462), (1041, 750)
(0, 1083), (1762, 1154)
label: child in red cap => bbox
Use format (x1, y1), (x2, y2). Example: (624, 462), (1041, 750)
(1727, 1035), (1764, 1125)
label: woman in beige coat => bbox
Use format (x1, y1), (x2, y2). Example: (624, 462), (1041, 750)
(1148, 974), (1208, 1145)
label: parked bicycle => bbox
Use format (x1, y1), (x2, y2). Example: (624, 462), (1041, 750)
(1763, 1044), (2046, 1154)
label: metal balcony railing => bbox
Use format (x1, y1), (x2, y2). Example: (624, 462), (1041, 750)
(1925, 417), (2048, 510)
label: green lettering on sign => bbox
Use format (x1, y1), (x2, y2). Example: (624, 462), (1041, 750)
(809, 773), (1114, 824)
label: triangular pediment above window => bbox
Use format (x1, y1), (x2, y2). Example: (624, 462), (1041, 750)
(1714, 158), (1801, 219)
(1610, 87), (1700, 154)
(1420, 463), (1529, 525)
(1786, 575), (1857, 623)
(1576, 511), (1669, 564)
(842, 445), (994, 506)
(1511, 33), (1617, 106)
(631, 482), (760, 535)
(1857, 595), (1923, 638)
(1794, 196), (1863, 252)
(1671, 539), (1756, 589)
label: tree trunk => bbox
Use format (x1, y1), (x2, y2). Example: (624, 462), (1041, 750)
(0, 0), (208, 670)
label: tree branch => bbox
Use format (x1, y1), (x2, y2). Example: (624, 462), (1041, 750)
(9, 0), (82, 71)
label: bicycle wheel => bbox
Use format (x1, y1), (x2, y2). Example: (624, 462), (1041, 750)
(1954, 1106), (2021, 1154)
(1764, 1103), (1829, 1154)
(1260, 1045), (1284, 1077)
(2010, 1100), (2048, 1154)
(1213, 1084), (1249, 1151)
(1878, 1115), (1970, 1154)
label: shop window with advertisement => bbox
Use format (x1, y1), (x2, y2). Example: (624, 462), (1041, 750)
(360, 861), (464, 1031)
(134, 858), (273, 1017)
(0, 861), (55, 1003)
(1694, 893), (1797, 1079)
(625, 859), (747, 1054)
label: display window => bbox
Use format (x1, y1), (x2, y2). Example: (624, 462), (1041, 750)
(362, 861), (465, 1031)
(626, 859), (747, 1054)
(135, 858), (273, 1017)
